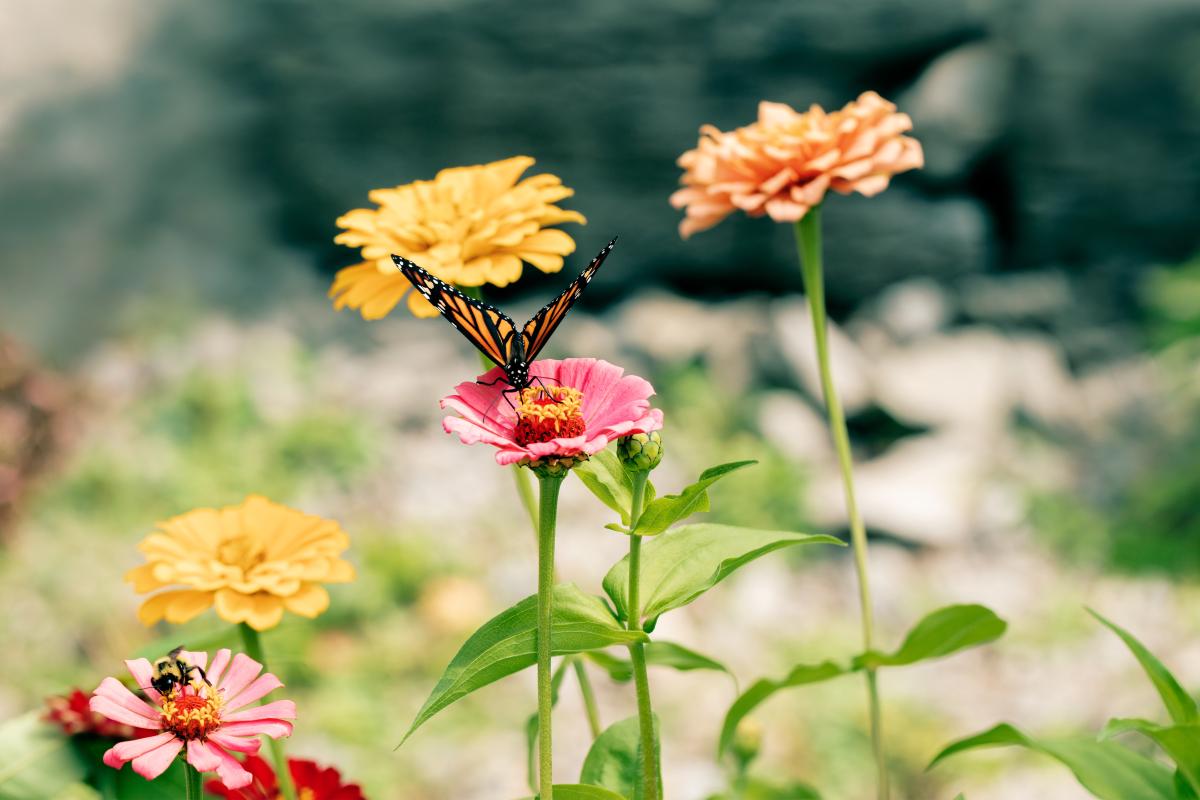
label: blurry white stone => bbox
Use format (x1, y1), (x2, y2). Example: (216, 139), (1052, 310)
(616, 291), (717, 362)
(960, 270), (1073, 322)
(756, 390), (832, 462)
(772, 297), (873, 413)
(809, 431), (985, 546)
(873, 278), (953, 340)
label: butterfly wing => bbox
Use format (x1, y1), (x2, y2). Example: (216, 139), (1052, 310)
(394, 256), (517, 367)
(521, 238), (617, 361)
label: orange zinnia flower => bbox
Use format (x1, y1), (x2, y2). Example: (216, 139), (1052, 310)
(330, 156), (586, 319)
(670, 91), (923, 237)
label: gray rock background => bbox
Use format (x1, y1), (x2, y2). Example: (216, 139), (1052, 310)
(1, 0), (1198, 359)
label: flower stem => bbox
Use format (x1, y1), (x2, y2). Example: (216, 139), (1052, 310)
(238, 623), (297, 800)
(184, 761), (201, 800)
(535, 472), (565, 800)
(625, 471), (659, 800)
(793, 207), (888, 800)
(572, 656), (603, 739)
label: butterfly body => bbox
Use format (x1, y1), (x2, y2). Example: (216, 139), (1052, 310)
(394, 239), (616, 392)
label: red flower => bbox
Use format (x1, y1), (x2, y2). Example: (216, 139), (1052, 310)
(205, 755), (366, 800)
(45, 689), (156, 740)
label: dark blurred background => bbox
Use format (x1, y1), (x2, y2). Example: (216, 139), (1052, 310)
(3, 3), (1200, 799)
(4, 0), (1200, 359)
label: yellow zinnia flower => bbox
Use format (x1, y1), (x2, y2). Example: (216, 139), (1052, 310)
(126, 495), (355, 631)
(329, 155), (587, 320)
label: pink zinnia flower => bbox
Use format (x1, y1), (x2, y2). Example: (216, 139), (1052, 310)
(89, 649), (296, 789)
(441, 357), (663, 466)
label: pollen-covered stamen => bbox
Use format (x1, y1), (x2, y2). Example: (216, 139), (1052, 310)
(159, 687), (222, 740)
(513, 386), (585, 445)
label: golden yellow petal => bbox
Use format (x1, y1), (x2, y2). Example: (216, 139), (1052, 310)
(283, 584), (330, 618)
(137, 590), (214, 627)
(125, 563), (166, 594)
(322, 559), (357, 583)
(214, 588), (284, 630)
(517, 228), (577, 255)
(407, 290), (439, 317)
(519, 252), (566, 272)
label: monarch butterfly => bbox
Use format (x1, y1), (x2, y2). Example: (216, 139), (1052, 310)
(393, 238), (616, 392)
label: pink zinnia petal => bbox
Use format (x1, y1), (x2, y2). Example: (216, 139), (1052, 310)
(219, 718), (294, 739)
(186, 739), (223, 772)
(102, 732), (175, 768)
(130, 737), (184, 780)
(222, 673), (283, 713)
(222, 699), (297, 724)
(90, 681), (162, 730)
(123, 659), (162, 703)
(207, 732), (262, 754)
(207, 648), (233, 686)
(206, 741), (254, 790)
(214, 653), (263, 702)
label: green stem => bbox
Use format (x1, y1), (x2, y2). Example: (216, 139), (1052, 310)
(572, 657), (603, 739)
(238, 624), (297, 800)
(184, 761), (201, 800)
(535, 472), (565, 800)
(625, 471), (659, 800)
(793, 207), (888, 800)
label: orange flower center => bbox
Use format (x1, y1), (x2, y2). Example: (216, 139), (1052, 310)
(160, 689), (222, 740)
(513, 386), (585, 445)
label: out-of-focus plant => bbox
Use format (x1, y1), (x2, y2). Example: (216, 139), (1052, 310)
(0, 334), (73, 540)
(672, 92), (1004, 800)
(931, 610), (1200, 800)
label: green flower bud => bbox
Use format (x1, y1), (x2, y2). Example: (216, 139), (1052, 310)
(731, 717), (762, 769)
(527, 455), (589, 479)
(618, 431), (663, 472)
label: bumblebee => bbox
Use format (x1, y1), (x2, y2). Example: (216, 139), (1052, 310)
(150, 646), (210, 696)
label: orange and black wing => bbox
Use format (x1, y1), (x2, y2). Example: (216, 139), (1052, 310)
(521, 238), (616, 361)
(394, 256), (517, 367)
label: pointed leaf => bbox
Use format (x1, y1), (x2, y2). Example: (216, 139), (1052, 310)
(1102, 718), (1200, 795)
(631, 461), (757, 536)
(718, 662), (847, 754)
(604, 524), (843, 625)
(573, 450), (654, 526)
(1089, 609), (1199, 724)
(402, 584), (648, 745)
(929, 723), (1175, 800)
(0, 714), (86, 800)
(585, 642), (732, 683)
(853, 605), (1007, 670)
(580, 715), (661, 800)
(521, 786), (630, 800)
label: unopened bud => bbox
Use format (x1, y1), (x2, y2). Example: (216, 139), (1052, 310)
(731, 718), (762, 768)
(618, 431), (663, 472)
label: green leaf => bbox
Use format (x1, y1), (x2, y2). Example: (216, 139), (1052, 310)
(853, 605), (1007, 670)
(573, 450), (654, 526)
(631, 461), (756, 536)
(521, 786), (630, 800)
(0, 713), (86, 800)
(718, 661), (847, 755)
(929, 723), (1176, 800)
(707, 779), (823, 799)
(719, 604), (1005, 754)
(1102, 718), (1200, 795)
(402, 584), (648, 745)
(585, 642), (732, 683)
(1089, 609), (1199, 725)
(604, 524), (843, 626)
(580, 715), (661, 800)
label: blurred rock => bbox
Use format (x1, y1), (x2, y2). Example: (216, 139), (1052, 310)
(899, 42), (1011, 184)
(772, 297), (874, 414)
(867, 278), (954, 342)
(756, 391), (832, 463)
(959, 270), (1073, 324)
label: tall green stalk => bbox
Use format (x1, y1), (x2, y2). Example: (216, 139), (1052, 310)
(535, 472), (566, 800)
(183, 762), (201, 800)
(238, 623), (297, 800)
(793, 206), (888, 799)
(464, 296), (603, 742)
(625, 471), (659, 800)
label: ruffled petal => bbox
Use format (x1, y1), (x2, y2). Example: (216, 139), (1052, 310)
(130, 737), (184, 780)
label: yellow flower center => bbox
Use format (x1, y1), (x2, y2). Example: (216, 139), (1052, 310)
(159, 689), (222, 740)
(513, 386), (585, 445)
(217, 537), (267, 571)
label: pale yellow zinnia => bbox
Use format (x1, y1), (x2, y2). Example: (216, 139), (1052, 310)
(126, 495), (355, 631)
(330, 155), (587, 320)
